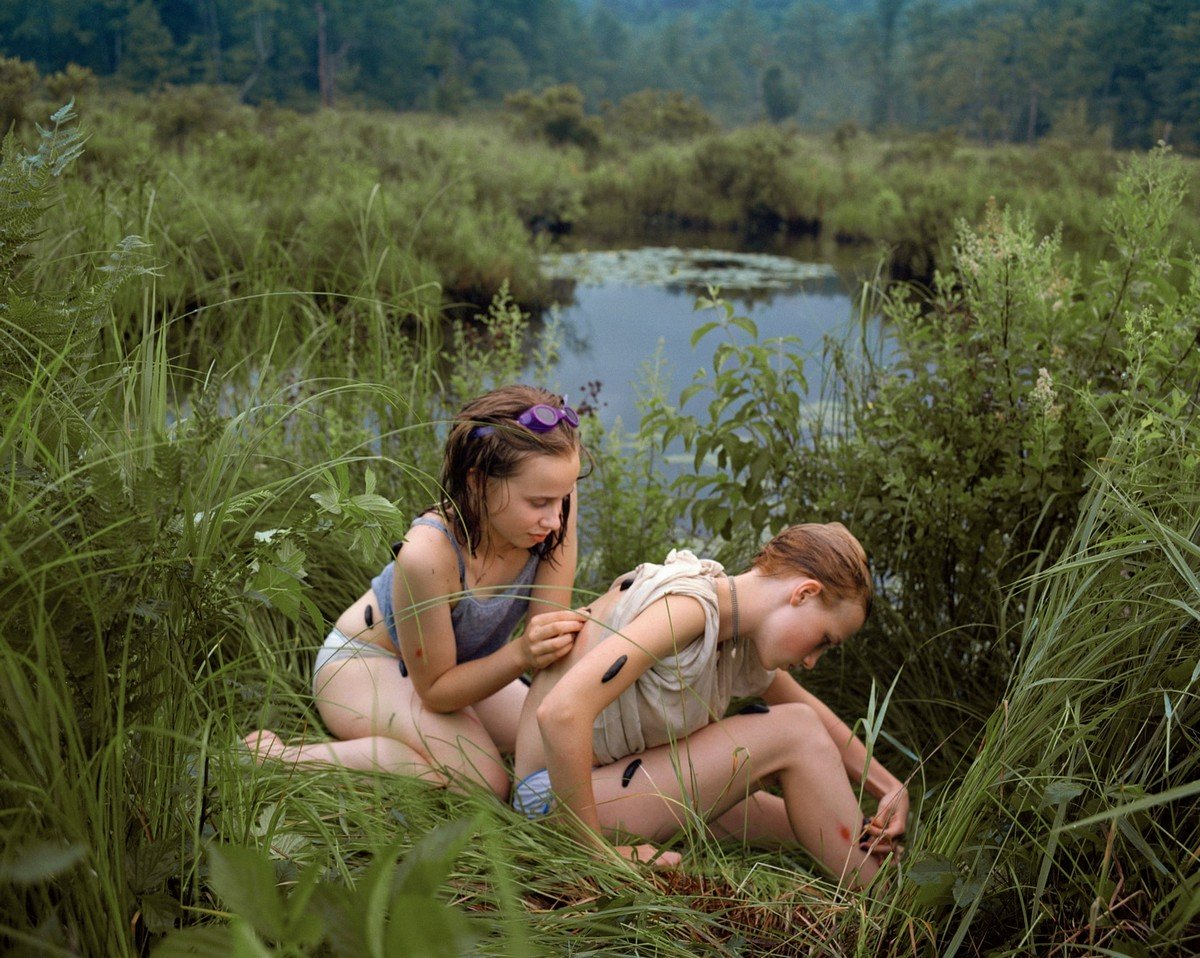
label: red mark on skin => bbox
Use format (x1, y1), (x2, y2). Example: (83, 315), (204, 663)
(839, 824), (852, 843)
(414, 648), (424, 659)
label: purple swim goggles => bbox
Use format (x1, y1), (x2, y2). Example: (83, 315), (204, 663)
(472, 398), (579, 438)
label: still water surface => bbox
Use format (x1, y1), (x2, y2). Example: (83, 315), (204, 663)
(534, 246), (879, 431)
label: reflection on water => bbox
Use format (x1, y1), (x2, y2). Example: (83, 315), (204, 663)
(533, 246), (880, 433)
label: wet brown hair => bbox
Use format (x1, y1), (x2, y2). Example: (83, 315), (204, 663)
(750, 522), (873, 617)
(439, 385), (585, 559)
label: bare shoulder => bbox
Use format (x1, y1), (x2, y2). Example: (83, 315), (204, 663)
(392, 518), (460, 599)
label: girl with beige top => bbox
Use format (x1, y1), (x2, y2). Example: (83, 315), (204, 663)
(513, 522), (908, 888)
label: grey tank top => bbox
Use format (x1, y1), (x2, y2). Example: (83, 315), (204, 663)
(371, 515), (542, 675)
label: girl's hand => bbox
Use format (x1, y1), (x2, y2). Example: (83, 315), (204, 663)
(614, 843), (682, 870)
(861, 784), (909, 856)
(520, 609), (586, 670)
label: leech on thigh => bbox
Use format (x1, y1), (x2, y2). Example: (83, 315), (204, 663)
(365, 604), (374, 628)
(621, 758), (642, 788)
(601, 655), (628, 683)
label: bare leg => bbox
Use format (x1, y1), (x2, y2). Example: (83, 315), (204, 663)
(587, 703), (880, 887)
(709, 792), (795, 846)
(471, 678), (528, 756)
(244, 654), (511, 798)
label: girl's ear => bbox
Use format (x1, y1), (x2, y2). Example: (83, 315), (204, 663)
(790, 579), (823, 606)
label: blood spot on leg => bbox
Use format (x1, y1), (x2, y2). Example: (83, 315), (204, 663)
(601, 655), (628, 683)
(839, 824), (852, 842)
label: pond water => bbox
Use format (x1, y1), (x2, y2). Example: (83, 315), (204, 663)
(533, 244), (881, 432)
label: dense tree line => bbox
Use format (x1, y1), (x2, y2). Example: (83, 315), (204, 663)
(2, 0), (1196, 148)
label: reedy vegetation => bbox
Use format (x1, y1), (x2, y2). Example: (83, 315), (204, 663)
(0, 103), (1197, 956)
(19, 84), (1200, 357)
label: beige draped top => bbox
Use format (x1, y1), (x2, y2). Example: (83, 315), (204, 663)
(591, 550), (776, 765)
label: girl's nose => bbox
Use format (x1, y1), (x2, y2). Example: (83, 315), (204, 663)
(540, 508), (561, 530)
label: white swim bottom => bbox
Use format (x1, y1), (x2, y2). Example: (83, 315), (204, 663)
(312, 626), (398, 695)
(512, 767), (555, 819)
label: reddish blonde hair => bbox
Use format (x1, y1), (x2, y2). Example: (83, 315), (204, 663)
(751, 522), (873, 616)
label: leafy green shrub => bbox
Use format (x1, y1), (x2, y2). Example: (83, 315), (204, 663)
(690, 125), (802, 231)
(156, 820), (485, 957)
(902, 340), (1200, 953)
(147, 84), (255, 145)
(604, 89), (717, 145)
(644, 148), (1196, 758)
(44, 64), (98, 107)
(0, 55), (39, 128)
(504, 83), (602, 151)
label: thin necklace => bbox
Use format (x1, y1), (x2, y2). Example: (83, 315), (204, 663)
(728, 576), (740, 646)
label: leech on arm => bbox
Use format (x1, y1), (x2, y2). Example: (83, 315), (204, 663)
(364, 604), (374, 628)
(600, 655), (628, 683)
(621, 758), (642, 787)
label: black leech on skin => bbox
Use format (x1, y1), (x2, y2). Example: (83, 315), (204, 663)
(738, 702), (770, 715)
(364, 604), (374, 628)
(619, 578), (634, 591)
(621, 758), (643, 788)
(601, 655), (628, 683)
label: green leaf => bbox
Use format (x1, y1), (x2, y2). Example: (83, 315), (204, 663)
(206, 845), (286, 942)
(952, 874), (985, 908)
(690, 321), (720, 347)
(351, 493), (401, 518)
(140, 891), (184, 934)
(310, 489), (342, 515)
(152, 925), (235, 957)
(0, 840), (86, 883)
(393, 817), (479, 898)
(384, 896), (478, 958)
(1116, 817), (1170, 876)
(731, 315), (758, 338)
(1040, 780), (1085, 807)
(229, 917), (274, 958)
(905, 854), (957, 908)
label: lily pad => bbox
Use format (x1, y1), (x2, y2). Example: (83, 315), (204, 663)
(541, 246), (838, 293)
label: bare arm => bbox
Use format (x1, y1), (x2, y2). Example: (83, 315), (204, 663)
(393, 529), (582, 714)
(536, 596), (707, 857)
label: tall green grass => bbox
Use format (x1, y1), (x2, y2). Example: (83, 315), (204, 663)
(3, 104), (1198, 955)
(900, 376), (1200, 955)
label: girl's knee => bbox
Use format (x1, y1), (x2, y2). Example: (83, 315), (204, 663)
(772, 702), (838, 753)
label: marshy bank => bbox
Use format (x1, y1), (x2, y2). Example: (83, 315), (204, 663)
(25, 88), (1200, 362)
(2, 102), (1198, 955)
